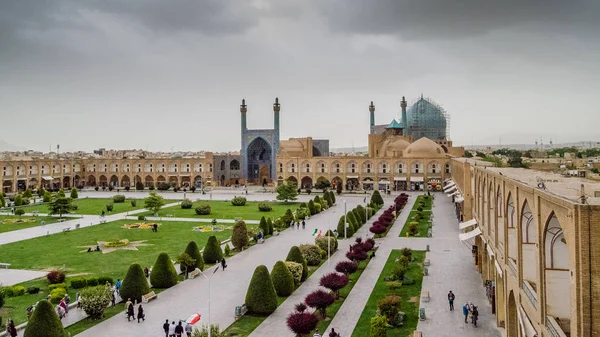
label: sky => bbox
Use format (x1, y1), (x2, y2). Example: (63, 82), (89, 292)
(1, 0), (599, 152)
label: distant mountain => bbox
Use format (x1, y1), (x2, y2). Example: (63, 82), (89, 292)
(0, 139), (24, 151)
(465, 141), (600, 151)
(330, 146), (368, 153)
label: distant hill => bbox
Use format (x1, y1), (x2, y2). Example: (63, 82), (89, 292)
(465, 141), (600, 151)
(330, 146), (368, 153)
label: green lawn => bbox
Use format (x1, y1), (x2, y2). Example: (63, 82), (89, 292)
(19, 197), (148, 216)
(351, 250), (425, 337)
(399, 195), (433, 238)
(142, 200), (300, 221)
(222, 257), (328, 337)
(0, 215), (59, 233)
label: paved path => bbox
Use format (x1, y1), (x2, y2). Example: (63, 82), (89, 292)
(76, 196), (373, 337)
(0, 269), (47, 286)
(127, 216), (260, 225)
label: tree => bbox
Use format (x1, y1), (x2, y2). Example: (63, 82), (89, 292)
(181, 241), (204, 274)
(307, 200), (316, 215)
(70, 187), (78, 199)
(314, 177), (331, 191)
(287, 312), (319, 336)
(370, 190), (384, 206)
(323, 191), (333, 207)
(0, 192), (4, 208)
(231, 220), (249, 250)
(23, 300), (64, 337)
(23, 189), (33, 198)
(144, 191), (165, 215)
(346, 211), (358, 232)
(356, 205), (367, 224)
(15, 208), (25, 218)
(352, 208), (363, 226)
(276, 180), (299, 202)
(79, 285), (112, 319)
(43, 191), (52, 202)
(245, 265), (278, 314)
(267, 218), (274, 235)
(48, 195), (75, 217)
(304, 289), (335, 319)
(283, 209), (294, 225)
(259, 216), (269, 235)
(337, 215), (354, 238)
(150, 252), (178, 288)
(320, 272), (349, 298)
(176, 253), (196, 279)
(270, 261), (295, 297)
(57, 189), (66, 197)
(330, 190), (336, 204)
(135, 181), (144, 190)
(465, 151), (474, 158)
(202, 235), (223, 264)
(286, 246), (308, 281)
(508, 156), (527, 168)
(120, 263), (150, 303)
(335, 261), (358, 275)
(370, 315), (388, 337)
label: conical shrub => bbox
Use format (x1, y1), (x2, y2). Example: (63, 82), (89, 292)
(267, 218), (274, 235)
(270, 261), (295, 297)
(337, 215), (354, 238)
(203, 235), (223, 264)
(286, 246), (308, 281)
(356, 205), (367, 224)
(23, 300), (64, 337)
(346, 211), (358, 232)
(352, 208), (363, 226)
(330, 191), (336, 204)
(245, 265), (277, 314)
(232, 220), (249, 250)
(181, 241), (204, 273)
(120, 263), (150, 303)
(259, 216), (269, 235)
(150, 252), (178, 288)
(308, 200), (316, 215)
(371, 190), (384, 206)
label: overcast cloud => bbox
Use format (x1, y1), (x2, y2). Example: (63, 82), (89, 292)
(1, 0), (599, 152)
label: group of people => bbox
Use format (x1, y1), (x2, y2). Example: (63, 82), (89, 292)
(4, 319), (17, 337)
(162, 319), (194, 337)
(312, 328), (341, 337)
(125, 298), (145, 323)
(290, 219), (306, 229)
(448, 290), (479, 327)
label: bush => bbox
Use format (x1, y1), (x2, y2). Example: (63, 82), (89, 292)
(386, 281), (403, 294)
(417, 206), (423, 212)
(23, 300), (64, 337)
(224, 243), (231, 257)
(258, 202), (272, 212)
(43, 191), (52, 202)
(231, 196), (247, 206)
(267, 218), (274, 235)
(70, 188), (78, 199)
(120, 263), (150, 303)
(70, 278), (87, 289)
(47, 270), (66, 284)
(85, 277), (99, 287)
(299, 244), (322, 266)
(305, 289), (335, 318)
(245, 265), (277, 314)
(307, 200), (316, 215)
(401, 247), (413, 261)
(378, 295), (402, 319)
(157, 182), (170, 191)
(137, 215), (146, 221)
(98, 276), (113, 286)
(337, 215), (355, 238)
(370, 315), (388, 337)
(371, 190), (384, 206)
(356, 205), (367, 223)
(106, 203), (114, 212)
(27, 286), (40, 295)
(314, 203), (322, 213)
(270, 261), (295, 297)
(335, 261), (358, 275)
(203, 235), (223, 264)
(136, 181), (144, 190)
(0, 291), (3, 308)
(259, 216), (269, 236)
(314, 236), (337, 254)
(284, 261), (303, 286)
(392, 264), (408, 281)
(180, 199), (193, 209)
(319, 272), (349, 298)
(131, 200), (137, 207)
(195, 204), (211, 215)
(402, 276), (415, 285)
(79, 285), (112, 319)
(287, 312), (319, 336)
(49, 283), (67, 290)
(49, 288), (67, 304)
(150, 252), (178, 288)
(8, 285), (26, 297)
(408, 222), (419, 236)
(286, 246), (308, 281)
(232, 221), (249, 250)
(15, 208), (25, 217)
(397, 255), (410, 268)
(182, 241), (204, 273)
(370, 224), (387, 236)
(112, 194), (126, 203)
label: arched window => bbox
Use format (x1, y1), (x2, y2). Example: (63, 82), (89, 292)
(279, 163), (283, 173)
(230, 160), (240, 170)
(397, 163), (405, 174)
(220, 160), (226, 171)
(445, 163), (451, 174)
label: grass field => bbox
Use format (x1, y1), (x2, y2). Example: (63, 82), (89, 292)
(351, 250), (425, 337)
(0, 215), (59, 233)
(399, 195), (433, 238)
(19, 197), (149, 216)
(141, 200), (300, 221)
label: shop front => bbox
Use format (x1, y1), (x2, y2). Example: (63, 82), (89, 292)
(378, 178), (390, 193)
(428, 178), (442, 191)
(393, 176), (407, 191)
(410, 176), (424, 191)
(362, 177), (374, 191)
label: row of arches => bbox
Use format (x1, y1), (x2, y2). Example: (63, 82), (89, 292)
(279, 161), (451, 174)
(217, 160), (240, 171)
(1, 162), (214, 177)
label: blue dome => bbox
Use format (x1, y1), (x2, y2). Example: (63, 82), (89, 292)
(405, 96), (447, 140)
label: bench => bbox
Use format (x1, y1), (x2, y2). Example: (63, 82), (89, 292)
(421, 291), (430, 302)
(166, 214), (174, 218)
(413, 332), (423, 337)
(142, 291), (157, 303)
(188, 268), (201, 279)
(62, 228), (71, 233)
(32, 211), (39, 216)
(57, 218), (66, 223)
(235, 304), (248, 319)
(424, 259), (430, 266)
(0, 263), (11, 269)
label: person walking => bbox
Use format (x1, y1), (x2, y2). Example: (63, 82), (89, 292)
(115, 279), (122, 295)
(328, 328), (340, 337)
(221, 257), (227, 271)
(59, 297), (68, 316)
(175, 321), (184, 337)
(6, 319), (17, 337)
(153, 223), (158, 232)
(462, 303), (469, 323)
(296, 221), (300, 229)
(447, 290), (455, 311)
(185, 322), (193, 337)
(101, 210), (105, 218)
(125, 298), (134, 321)
(302, 220), (306, 229)
(137, 304), (145, 323)
(471, 305), (479, 327)
(168, 321), (176, 337)
(111, 289), (116, 306)
(144, 266), (149, 278)
(163, 319), (170, 337)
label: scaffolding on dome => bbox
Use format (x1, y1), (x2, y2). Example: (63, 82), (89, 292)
(405, 96), (450, 140)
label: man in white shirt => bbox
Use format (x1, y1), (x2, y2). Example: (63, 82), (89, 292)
(313, 329), (321, 337)
(169, 321), (176, 337)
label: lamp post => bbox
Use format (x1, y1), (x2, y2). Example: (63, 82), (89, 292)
(344, 200), (347, 239)
(198, 266), (220, 337)
(328, 210), (336, 267)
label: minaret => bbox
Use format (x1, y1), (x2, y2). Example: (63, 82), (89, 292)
(400, 96), (408, 135)
(273, 97), (280, 150)
(240, 99), (247, 132)
(369, 101), (375, 134)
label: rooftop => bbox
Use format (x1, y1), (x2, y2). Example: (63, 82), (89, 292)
(487, 167), (600, 205)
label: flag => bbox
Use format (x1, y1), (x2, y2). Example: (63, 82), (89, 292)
(186, 313), (201, 325)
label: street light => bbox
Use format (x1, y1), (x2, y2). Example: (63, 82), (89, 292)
(344, 200), (347, 239)
(198, 266), (220, 337)
(328, 210), (336, 267)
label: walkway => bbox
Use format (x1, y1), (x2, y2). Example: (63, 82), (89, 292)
(126, 216), (260, 225)
(76, 196), (371, 337)
(0, 269), (47, 286)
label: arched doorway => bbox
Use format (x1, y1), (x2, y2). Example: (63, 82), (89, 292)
(544, 213), (570, 334)
(88, 176), (97, 187)
(2, 181), (12, 193)
(301, 176), (313, 189)
(110, 175), (119, 187)
(121, 175), (130, 187)
(521, 201), (537, 289)
(332, 176), (342, 190)
(507, 291), (518, 337)
(194, 176), (202, 188)
(287, 176), (298, 185)
(247, 137), (272, 184)
(99, 175), (107, 187)
(506, 193), (517, 265)
(145, 175), (154, 188)
(220, 175), (225, 186)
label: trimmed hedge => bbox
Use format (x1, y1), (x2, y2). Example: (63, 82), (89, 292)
(86, 277), (98, 287)
(112, 194), (126, 203)
(49, 288), (66, 304)
(258, 202), (272, 212)
(150, 252), (178, 288)
(308, 200), (316, 215)
(47, 270), (65, 284)
(299, 244), (322, 266)
(231, 196), (247, 206)
(314, 236), (337, 254)
(286, 246), (308, 281)
(70, 278), (87, 289)
(23, 300), (64, 337)
(181, 199), (193, 209)
(232, 221), (249, 250)
(270, 261), (295, 297)
(259, 216), (269, 235)
(284, 261), (303, 286)
(195, 204), (211, 215)
(245, 265), (278, 315)
(182, 241), (204, 272)
(120, 263), (150, 303)
(337, 215), (354, 238)
(202, 235), (223, 264)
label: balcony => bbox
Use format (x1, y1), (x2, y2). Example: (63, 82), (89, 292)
(546, 315), (569, 337)
(522, 280), (538, 309)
